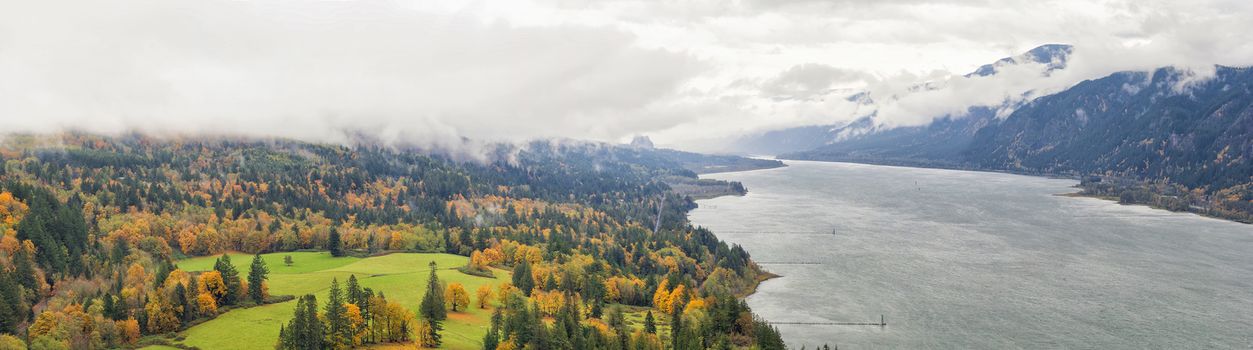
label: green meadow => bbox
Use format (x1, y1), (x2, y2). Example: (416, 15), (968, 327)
(166, 252), (510, 350)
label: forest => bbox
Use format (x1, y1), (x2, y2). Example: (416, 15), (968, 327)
(0, 133), (786, 349)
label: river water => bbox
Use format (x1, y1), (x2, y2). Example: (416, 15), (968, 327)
(689, 160), (1253, 349)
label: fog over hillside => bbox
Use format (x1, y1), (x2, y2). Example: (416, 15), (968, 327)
(1, 0), (1251, 152)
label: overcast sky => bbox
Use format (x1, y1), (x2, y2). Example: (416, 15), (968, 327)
(2, 0), (1251, 151)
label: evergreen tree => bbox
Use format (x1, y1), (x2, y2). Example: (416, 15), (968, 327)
(644, 310), (657, 334)
(111, 239), (130, 265)
(346, 274), (363, 306)
(483, 308), (502, 350)
(174, 283), (193, 324)
(324, 278), (351, 348)
(753, 317), (787, 350)
(247, 253), (269, 304)
(100, 293), (116, 321)
(0, 270), (20, 334)
(419, 261), (446, 347)
(670, 306), (683, 350)
(12, 248), (38, 293)
(213, 254), (242, 305)
(590, 300), (603, 319)
(328, 227), (344, 257)
(419, 261), (447, 321)
(606, 304), (625, 330)
(511, 260), (534, 296)
(280, 295), (324, 350)
(110, 292), (128, 321)
(154, 260), (173, 286)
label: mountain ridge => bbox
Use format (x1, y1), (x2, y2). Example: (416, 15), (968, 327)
(785, 65), (1253, 222)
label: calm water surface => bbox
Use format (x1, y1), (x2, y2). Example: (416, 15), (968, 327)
(690, 160), (1253, 349)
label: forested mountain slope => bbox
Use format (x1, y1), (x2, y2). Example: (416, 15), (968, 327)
(781, 44), (1072, 164)
(964, 66), (1253, 220)
(785, 66), (1253, 222)
(0, 134), (786, 349)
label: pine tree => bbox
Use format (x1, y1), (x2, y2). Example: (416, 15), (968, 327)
(111, 239), (130, 265)
(280, 294), (324, 350)
(511, 260), (534, 296)
(644, 310), (657, 334)
(0, 270), (20, 334)
(324, 278), (352, 348)
(670, 306), (683, 350)
(154, 260), (173, 286)
(12, 248), (38, 293)
(174, 283), (193, 324)
(328, 227), (344, 257)
(213, 254), (242, 305)
(346, 274), (363, 306)
(247, 253), (269, 304)
(419, 261), (446, 347)
(100, 293), (116, 321)
(483, 308), (502, 350)
(419, 261), (447, 321)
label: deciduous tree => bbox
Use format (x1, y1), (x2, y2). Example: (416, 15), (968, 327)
(446, 283), (469, 312)
(475, 284), (493, 309)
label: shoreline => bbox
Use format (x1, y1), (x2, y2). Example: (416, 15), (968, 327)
(1057, 190), (1252, 224)
(782, 157), (1250, 225)
(737, 270), (781, 300)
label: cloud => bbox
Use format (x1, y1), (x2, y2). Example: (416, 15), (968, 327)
(0, 0), (701, 148)
(1, 0), (1251, 153)
(759, 64), (871, 100)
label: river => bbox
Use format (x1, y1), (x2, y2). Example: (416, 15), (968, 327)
(689, 160), (1253, 349)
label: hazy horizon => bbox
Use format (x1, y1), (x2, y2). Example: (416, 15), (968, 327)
(3, 0), (1252, 153)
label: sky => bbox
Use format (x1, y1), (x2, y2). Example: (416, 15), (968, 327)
(1, 0), (1251, 152)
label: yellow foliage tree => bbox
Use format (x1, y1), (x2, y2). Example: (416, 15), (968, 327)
(652, 280), (670, 312)
(164, 269), (191, 290)
(125, 263), (149, 290)
(26, 312), (59, 339)
(475, 284), (494, 309)
(344, 303), (366, 346)
(495, 336), (519, 350)
(118, 318), (141, 345)
(145, 296), (180, 333)
(532, 290), (564, 316)
(470, 250), (488, 270)
(481, 247), (504, 266)
(0, 191), (28, 227)
(415, 320), (437, 348)
(666, 284), (686, 314)
(388, 231), (406, 250)
(197, 271), (228, 304)
(446, 282), (470, 312)
(497, 282), (518, 305)
(196, 292), (218, 316)
(0, 334), (26, 350)
(630, 329), (664, 350)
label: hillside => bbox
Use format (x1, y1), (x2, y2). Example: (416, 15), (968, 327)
(785, 66), (1253, 222)
(0, 134), (785, 349)
(738, 44), (1072, 157)
(964, 66), (1253, 221)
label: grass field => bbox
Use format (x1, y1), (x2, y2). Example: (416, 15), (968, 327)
(172, 252), (509, 350)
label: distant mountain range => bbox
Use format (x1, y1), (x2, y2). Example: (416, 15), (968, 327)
(963, 66), (1252, 191)
(728, 44), (1073, 157)
(781, 64), (1253, 222)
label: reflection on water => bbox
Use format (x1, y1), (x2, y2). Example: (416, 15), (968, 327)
(691, 161), (1253, 349)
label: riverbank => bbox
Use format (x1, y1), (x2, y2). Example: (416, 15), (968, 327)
(780, 157), (1251, 224)
(1059, 190), (1253, 224)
